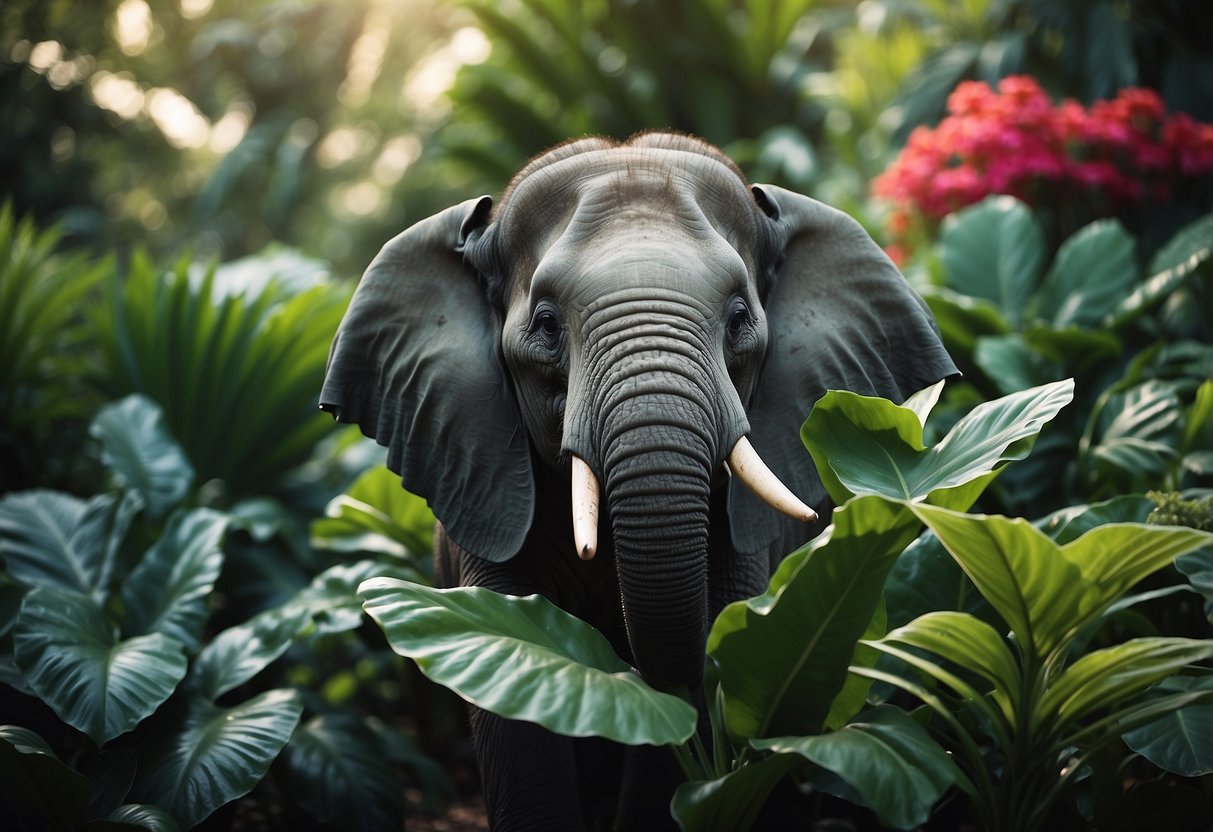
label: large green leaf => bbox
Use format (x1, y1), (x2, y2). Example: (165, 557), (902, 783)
(1039, 639), (1213, 729)
(1123, 675), (1213, 776)
(13, 588), (188, 744)
(1086, 381), (1184, 491)
(360, 579), (696, 746)
(708, 496), (920, 739)
(670, 752), (800, 832)
(754, 705), (962, 830)
(0, 724), (92, 830)
(190, 605), (312, 701)
(939, 196), (1046, 326)
(1035, 219), (1137, 328)
(909, 504), (1213, 661)
(133, 689), (303, 829)
(0, 490), (139, 601)
(122, 509), (227, 652)
(879, 611), (1020, 720)
(802, 379), (1074, 510)
(310, 467), (435, 560)
(277, 713), (404, 832)
(90, 395), (193, 519)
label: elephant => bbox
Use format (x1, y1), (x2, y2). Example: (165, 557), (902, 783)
(320, 131), (958, 829)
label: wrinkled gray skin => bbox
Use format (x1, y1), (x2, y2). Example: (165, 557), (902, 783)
(321, 133), (957, 829)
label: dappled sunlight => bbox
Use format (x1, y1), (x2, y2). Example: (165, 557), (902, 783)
(112, 0), (154, 57)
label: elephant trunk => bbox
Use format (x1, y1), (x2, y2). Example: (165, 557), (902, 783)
(605, 408), (714, 688)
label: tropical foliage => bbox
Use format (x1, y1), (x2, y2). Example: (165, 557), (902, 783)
(361, 380), (1213, 829)
(3, 0), (1212, 828)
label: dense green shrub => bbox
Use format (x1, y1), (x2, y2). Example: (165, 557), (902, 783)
(0, 395), (441, 830)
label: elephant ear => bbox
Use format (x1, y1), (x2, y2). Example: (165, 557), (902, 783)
(320, 197), (534, 562)
(729, 185), (958, 560)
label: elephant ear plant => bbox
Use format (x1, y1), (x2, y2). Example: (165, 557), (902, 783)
(0, 395), (431, 830)
(360, 378), (1213, 829)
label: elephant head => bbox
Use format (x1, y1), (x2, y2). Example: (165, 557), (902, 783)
(320, 132), (956, 689)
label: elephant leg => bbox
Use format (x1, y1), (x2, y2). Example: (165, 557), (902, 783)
(470, 706), (585, 830)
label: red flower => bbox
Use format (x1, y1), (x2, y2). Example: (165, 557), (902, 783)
(873, 76), (1213, 254)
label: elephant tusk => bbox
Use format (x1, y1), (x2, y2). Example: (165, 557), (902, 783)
(571, 455), (599, 561)
(727, 437), (818, 524)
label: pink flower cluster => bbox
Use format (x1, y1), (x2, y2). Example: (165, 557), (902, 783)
(873, 76), (1213, 252)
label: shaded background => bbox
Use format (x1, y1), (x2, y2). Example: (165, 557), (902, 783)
(6, 0), (1211, 279)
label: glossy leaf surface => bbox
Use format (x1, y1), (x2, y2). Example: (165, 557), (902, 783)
(802, 379), (1073, 510)
(134, 689), (302, 829)
(939, 196), (1046, 326)
(670, 753), (799, 832)
(121, 509), (227, 652)
(708, 495), (920, 739)
(90, 395), (194, 518)
(361, 579), (696, 746)
(1123, 676), (1213, 776)
(0, 490), (139, 600)
(13, 588), (188, 744)
(909, 503), (1213, 660)
(755, 705), (962, 830)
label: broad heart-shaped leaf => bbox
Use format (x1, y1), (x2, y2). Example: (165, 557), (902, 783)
(190, 604), (312, 701)
(90, 394), (194, 519)
(909, 504), (1213, 662)
(0, 490), (140, 601)
(1038, 638), (1213, 730)
(939, 196), (1046, 327)
(1123, 675), (1213, 776)
(670, 752), (800, 832)
(754, 705), (962, 831)
(0, 724), (92, 830)
(708, 496), (920, 739)
(133, 689), (302, 829)
(122, 508), (227, 652)
(13, 587), (188, 744)
(1034, 219), (1137, 328)
(360, 579), (696, 746)
(277, 713), (404, 832)
(802, 379), (1074, 511)
(310, 467), (434, 559)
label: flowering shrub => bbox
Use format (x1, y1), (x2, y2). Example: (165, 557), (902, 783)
(873, 76), (1213, 260)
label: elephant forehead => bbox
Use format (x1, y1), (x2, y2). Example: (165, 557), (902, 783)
(501, 148), (759, 248)
(533, 222), (751, 309)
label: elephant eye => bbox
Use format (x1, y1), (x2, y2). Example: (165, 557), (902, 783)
(531, 302), (564, 348)
(726, 299), (750, 339)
